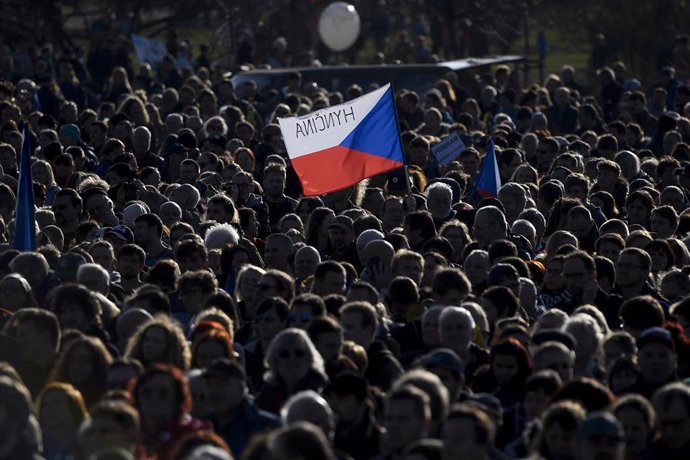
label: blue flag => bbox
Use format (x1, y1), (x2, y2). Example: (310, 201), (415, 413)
(14, 124), (36, 252)
(469, 138), (501, 206)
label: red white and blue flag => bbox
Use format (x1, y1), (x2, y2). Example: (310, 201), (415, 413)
(278, 83), (404, 196)
(469, 138), (501, 205)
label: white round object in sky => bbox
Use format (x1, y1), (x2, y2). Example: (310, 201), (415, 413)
(318, 2), (361, 52)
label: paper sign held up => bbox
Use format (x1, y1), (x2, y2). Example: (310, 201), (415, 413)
(432, 131), (466, 166)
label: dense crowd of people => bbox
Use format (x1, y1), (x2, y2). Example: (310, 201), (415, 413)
(2, 26), (690, 460)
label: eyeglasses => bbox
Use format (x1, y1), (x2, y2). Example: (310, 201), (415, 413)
(278, 348), (307, 360)
(563, 271), (588, 279)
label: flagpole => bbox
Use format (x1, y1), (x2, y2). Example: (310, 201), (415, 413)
(387, 83), (412, 196)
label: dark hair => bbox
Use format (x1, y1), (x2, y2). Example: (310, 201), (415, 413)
(523, 370), (562, 398)
(482, 286), (520, 319)
(292, 293), (327, 317)
(133, 364), (192, 417)
(590, 191), (619, 219)
(51, 283), (102, 328)
(134, 213), (164, 237)
(593, 255), (615, 286)
(551, 377), (615, 412)
(488, 239), (517, 264)
(175, 238), (208, 261)
(608, 355), (640, 390)
(620, 295), (664, 330)
(446, 403), (496, 445)
(386, 276), (421, 305)
(645, 240), (675, 271)
(307, 315), (342, 342)
(403, 211), (437, 241)
(432, 268), (471, 300)
(145, 261), (180, 297)
(256, 297), (290, 321)
(117, 243), (146, 264)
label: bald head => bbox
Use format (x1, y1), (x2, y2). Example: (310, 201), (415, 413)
(364, 239), (395, 267)
(281, 390), (336, 443)
(116, 308), (153, 351)
(294, 245), (321, 279)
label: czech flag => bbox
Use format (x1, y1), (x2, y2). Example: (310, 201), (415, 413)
(469, 138), (501, 205)
(278, 83), (404, 196)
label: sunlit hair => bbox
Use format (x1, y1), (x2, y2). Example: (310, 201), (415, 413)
(263, 328), (326, 385)
(125, 316), (191, 371)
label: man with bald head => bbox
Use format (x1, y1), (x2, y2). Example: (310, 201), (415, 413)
(281, 390), (336, 445)
(159, 201), (182, 229)
(116, 308), (153, 353)
(356, 229), (384, 266)
(264, 233), (294, 273)
(472, 206), (507, 250)
(294, 245), (321, 280)
(361, 239), (395, 290)
(463, 249), (490, 295)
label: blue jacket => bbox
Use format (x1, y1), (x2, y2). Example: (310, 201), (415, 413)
(211, 398), (280, 457)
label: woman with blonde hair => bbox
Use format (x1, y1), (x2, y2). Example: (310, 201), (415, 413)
(118, 95), (150, 127)
(256, 328), (328, 414)
(234, 264), (266, 324)
(50, 335), (113, 408)
(125, 316), (191, 371)
(105, 66), (133, 103)
(32, 159), (60, 205)
(36, 382), (88, 460)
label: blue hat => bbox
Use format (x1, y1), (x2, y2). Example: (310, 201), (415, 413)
(59, 123), (81, 142)
(422, 348), (465, 377)
(105, 225), (134, 244)
(637, 327), (674, 351)
(577, 411), (624, 439)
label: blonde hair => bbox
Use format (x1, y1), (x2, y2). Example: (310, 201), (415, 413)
(125, 315), (191, 371)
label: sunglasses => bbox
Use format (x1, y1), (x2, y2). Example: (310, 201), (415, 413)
(278, 348), (307, 360)
(287, 313), (311, 323)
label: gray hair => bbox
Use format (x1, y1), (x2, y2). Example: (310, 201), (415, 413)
(439, 306), (476, 331)
(426, 181), (453, 199)
(204, 223), (240, 250)
(264, 328), (326, 384)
